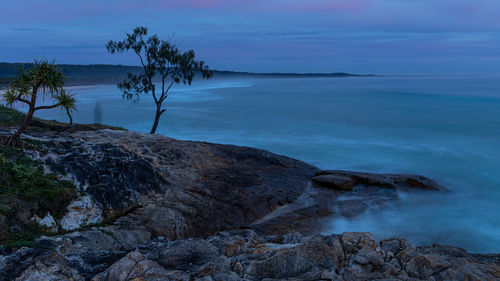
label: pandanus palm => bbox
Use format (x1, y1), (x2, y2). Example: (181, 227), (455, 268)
(1, 59), (76, 146)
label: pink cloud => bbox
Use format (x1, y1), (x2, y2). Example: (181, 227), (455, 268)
(276, 0), (372, 13)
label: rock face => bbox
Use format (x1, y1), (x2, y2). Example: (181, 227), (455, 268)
(1, 129), (496, 281)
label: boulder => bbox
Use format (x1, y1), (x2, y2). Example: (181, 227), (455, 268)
(91, 251), (171, 281)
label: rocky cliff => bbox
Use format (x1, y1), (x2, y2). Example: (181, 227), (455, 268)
(0, 129), (498, 281)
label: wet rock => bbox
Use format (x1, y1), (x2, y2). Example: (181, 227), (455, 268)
(338, 199), (369, 218)
(312, 174), (356, 190)
(314, 170), (447, 191)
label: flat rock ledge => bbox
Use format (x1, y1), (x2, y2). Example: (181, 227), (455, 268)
(312, 170), (447, 191)
(2, 230), (499, 281)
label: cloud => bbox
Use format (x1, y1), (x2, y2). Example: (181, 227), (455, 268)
(9, 27), (53, 32)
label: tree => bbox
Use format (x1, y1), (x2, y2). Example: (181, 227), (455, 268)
(1, 59), (76, 146)
(106, 26), (212, 134)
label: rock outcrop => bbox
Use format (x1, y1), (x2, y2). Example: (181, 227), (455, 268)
(20, 129), (445, 238)
(1, 129), (496, 281)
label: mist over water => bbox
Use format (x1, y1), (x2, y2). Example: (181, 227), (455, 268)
(16, 76), (500, 253)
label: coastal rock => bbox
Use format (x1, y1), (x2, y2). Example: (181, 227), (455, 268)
(1, 128), (479, 281)
(9, 129), (448, 239)
(8, 230), (495, 281)
(247, 236), (340, 279)
(0, 247), (50, 281)
(91, 251), (171, 281)
(24, 130), (319, 237)
(31, 212), (58, 233)
(312, 174), (356, 190)
(15, 252), (84, 281)
(313, 170), (447, 191)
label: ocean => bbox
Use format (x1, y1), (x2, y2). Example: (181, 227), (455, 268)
(11, 75), (500, 253)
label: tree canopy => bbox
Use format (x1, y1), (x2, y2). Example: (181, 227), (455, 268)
(106, 26), (212, 134)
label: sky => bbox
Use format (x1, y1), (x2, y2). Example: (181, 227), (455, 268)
(1, 0), (500, 75)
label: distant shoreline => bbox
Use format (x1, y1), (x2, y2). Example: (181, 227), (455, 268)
(0, 62), (374, 89)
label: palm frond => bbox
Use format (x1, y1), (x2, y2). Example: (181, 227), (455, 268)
(55, 89), (77, 112)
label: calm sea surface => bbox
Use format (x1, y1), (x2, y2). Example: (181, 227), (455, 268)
(12, 76), (500, 253)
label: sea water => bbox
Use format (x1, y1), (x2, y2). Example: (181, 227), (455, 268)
(11, 76), (500, 253)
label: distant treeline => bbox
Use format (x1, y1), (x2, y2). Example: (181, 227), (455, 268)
(213, 70), (373, 78)
(0, 63), (143, 89)
(0, 62), (372, 89)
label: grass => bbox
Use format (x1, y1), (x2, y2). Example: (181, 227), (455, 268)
(0, 105), (127, 132)
(0, 105), (26, 127)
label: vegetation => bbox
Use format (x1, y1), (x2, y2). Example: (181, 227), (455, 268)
(0, 106), (129, 247)
(0, 144), (77, 246)
(1, 59), (76, 146)
(106, 26), (213, 134)
(0, 105), (126, 134)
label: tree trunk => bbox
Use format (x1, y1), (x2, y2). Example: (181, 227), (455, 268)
(2, 106), (36, 146)
(66, 108), (73, 125)
(15, 107), (35, 137)
(150, 104), (164, 134)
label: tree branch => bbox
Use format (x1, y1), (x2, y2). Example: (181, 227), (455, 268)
(134, 49), (147, 71)
(34, 103), (61, 111)
(160, 81), (174, 103)
(134, 48), (156, 103)
(16, 96), (31, 105)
